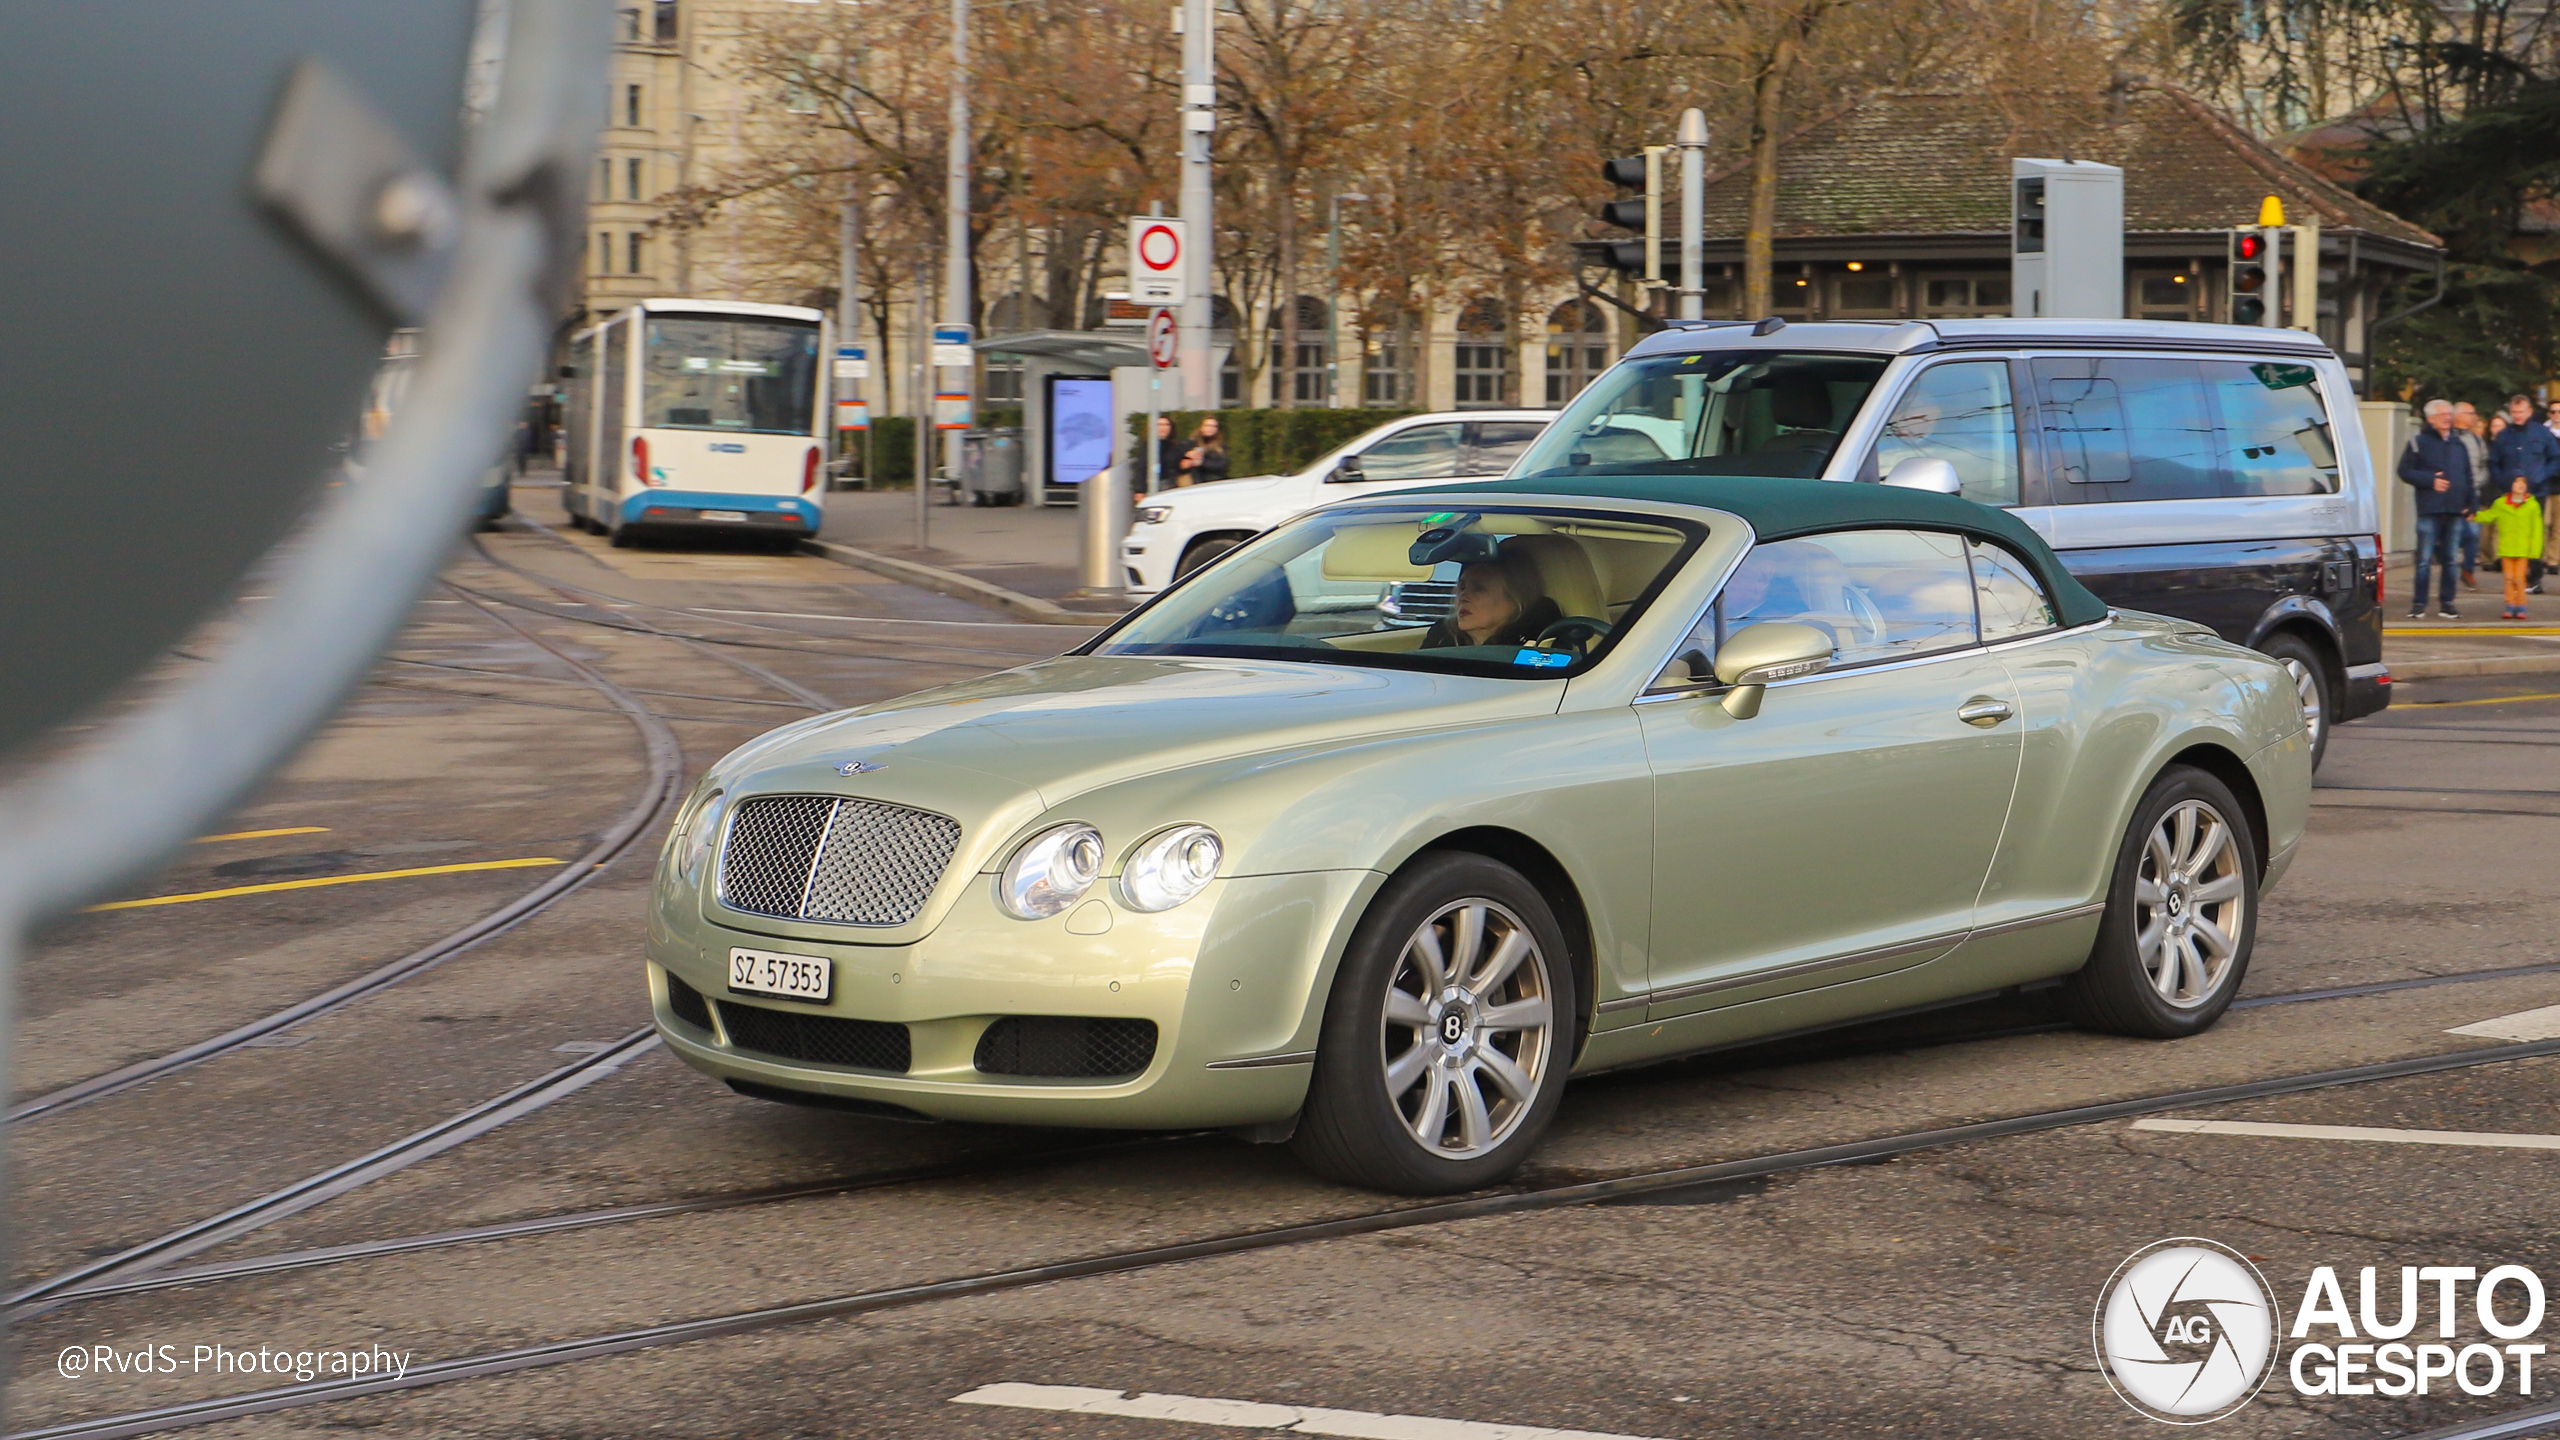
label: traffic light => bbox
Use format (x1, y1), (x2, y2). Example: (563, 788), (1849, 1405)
(2228, 229), (2269, 325)
(1590, 146), (1665, 281)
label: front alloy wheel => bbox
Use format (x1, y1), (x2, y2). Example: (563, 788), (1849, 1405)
(1294, 853), (1576, 1193)
(1380, 899), (1557, 1160)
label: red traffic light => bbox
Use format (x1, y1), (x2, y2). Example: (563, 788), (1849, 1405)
(2235, 232), (2265, 260)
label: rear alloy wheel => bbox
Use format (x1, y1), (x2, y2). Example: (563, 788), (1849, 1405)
(2060, 765), (2259, 1038)
(2257, 633), (2332, 769)
(1293, 853), (1575, 1194)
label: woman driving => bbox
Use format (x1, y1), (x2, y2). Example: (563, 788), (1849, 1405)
(1423, 545), (1561, 649)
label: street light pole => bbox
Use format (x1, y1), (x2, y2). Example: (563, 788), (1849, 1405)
(838, 152), (861, 472)
(940, 0), (973, 504)
(1325, 190), (1367, 408)
(1178, 0), (1215, 411)
(1676, 108), (1708, 321)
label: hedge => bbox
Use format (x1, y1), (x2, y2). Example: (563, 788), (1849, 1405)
(1126, 407), (1419, 477)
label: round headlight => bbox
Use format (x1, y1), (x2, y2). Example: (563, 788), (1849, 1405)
(1118, 824), (1221, 912)
(681, 790), (726, 884)
(998, 823), (1105, 919)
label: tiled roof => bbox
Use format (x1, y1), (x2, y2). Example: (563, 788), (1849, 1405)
(1682, 87), (2438, 250)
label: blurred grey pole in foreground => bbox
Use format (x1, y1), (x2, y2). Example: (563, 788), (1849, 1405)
(0, 0), (605, 1415)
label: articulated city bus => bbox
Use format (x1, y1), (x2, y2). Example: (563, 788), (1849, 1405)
(562, 299), (828, 546)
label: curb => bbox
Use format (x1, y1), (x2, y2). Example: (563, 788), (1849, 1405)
(2386, 654), (2560, 680)
(800, 540), (1122, 627)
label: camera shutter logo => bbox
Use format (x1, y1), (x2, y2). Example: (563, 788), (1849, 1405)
(2095, 1238), (2281, 1423)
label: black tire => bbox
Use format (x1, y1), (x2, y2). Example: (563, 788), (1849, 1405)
(608, 521), (638, 549)
(1174, 534), (1243, 579)
(2059, 765), (2260, 1039)
(1292, 852), (1578, 1195)
(2257, 632), (2334, 770)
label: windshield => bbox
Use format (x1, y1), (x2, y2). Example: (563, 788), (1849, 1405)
(1513, 350), (1888, 481)
(1090, 505), (1703, 679)
(643, 316), (820, 435)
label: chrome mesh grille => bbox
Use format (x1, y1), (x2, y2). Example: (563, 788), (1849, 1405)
(717, 794), (961, 927)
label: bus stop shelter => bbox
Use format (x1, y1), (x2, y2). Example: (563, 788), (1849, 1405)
(976, 330), (1150, 506)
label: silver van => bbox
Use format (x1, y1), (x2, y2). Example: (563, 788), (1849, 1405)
(1508, 317), (2383, 762)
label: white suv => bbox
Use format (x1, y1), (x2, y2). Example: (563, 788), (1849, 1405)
(1121, 410), (1552, 595)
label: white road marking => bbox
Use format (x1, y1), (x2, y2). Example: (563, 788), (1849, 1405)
(2448, 1003), (2560, 1042)
(2132, 1118), (2560, 1151)
(951, 1384), (1673, 1440)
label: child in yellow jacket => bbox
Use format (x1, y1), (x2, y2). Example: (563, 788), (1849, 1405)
(2480, 476), (2545, 619)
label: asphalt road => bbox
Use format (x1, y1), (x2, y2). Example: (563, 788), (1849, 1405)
(12, 494), (2557, 1439)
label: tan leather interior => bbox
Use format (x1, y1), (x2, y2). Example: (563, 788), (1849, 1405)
(1502, 535), (1605, 619)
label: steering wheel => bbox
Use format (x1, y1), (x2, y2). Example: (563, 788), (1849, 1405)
(1535, 616), (1613, 656)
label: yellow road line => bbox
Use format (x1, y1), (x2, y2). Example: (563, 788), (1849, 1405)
(87, 858), (565, 912)
(2403, 690), (2560, 708)
(2391, 626), (2560, 636)
(192, 827), (332, 844)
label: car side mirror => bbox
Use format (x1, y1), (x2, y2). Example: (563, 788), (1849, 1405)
(1882, 456), (1961, 494)
(1712, 622), (1835, 719)
(1333, 456), (1364, 483)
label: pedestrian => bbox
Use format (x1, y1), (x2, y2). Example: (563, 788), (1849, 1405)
(2398, 398), (2473, 619)
(1141, 415), (1183, 495)
(1175, 415), (1228, 487)
(2480, 475), (2544, 619)
(2491, 393), (2560, 591)
(2454, 401), (2491, 589)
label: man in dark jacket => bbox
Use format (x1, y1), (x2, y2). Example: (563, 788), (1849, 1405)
(2400, 398), (2473, 618)
(2492, 394), (2560, 589)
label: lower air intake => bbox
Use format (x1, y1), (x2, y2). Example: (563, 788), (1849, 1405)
(974, 1016), (1159, 1079)
(665, 973), (714, 1032)
(716, 1000), (912, 1073)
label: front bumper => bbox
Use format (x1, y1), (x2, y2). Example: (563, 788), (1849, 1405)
(1121, 528), (1174, 596)
(2341, 660), (2391, 723)
(650, 869), (1374, 1129)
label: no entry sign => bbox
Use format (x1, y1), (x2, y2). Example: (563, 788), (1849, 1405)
(1129, 216), (1185, 304)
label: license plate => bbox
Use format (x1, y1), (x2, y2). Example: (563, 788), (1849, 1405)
(727, 946), (830, 1002)
(700, 509), (747, 522)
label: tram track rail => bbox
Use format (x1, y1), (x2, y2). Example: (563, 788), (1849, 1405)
(6, 591), (688, 1125)
(19, 950), (2560, 1323)
(18, 1033), (2560, 1440)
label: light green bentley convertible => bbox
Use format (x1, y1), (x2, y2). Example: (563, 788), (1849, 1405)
(648, 474), (2309, 1194)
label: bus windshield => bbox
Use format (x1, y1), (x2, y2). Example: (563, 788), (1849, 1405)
(1510, 350), (1889, 481)
(643, 316), (820, 435)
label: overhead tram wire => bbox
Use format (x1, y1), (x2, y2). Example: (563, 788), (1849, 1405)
(19, 1034), (2560, 1440)
(18, 953), (2560, 1319)
(5, 595), (687, 1124)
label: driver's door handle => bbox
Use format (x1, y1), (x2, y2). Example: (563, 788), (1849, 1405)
(1957, 697), (2014, 727)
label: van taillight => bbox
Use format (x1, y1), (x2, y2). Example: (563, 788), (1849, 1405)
(802, 446), (821, 494)
(632, 435), (651, 485)
(2374, 534), (2384, 608)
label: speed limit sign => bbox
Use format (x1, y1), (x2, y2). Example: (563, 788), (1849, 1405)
(1147, 308), (1178, 369)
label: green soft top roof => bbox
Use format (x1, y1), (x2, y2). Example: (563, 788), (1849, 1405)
(1430, 472), (2110, 629)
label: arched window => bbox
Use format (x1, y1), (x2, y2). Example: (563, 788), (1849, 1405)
(1266, 295), (1332, 405)
(1362, 301), (1419, 407)
(1454, 298), (1512, 408)
(1544, 299), (1608, 406)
